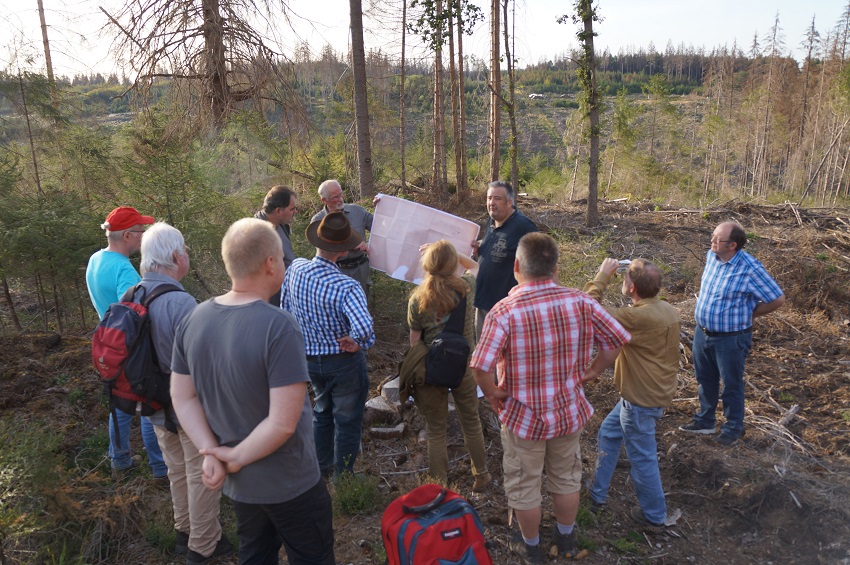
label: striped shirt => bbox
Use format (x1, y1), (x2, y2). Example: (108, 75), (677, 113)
(281, 256), (375, 355)
(694, 249), (783, 333)
(470, 280), (631, 440)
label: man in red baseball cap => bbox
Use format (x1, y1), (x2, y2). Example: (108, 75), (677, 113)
(85, 206), (167, 482)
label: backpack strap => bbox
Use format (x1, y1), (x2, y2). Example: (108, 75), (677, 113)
(120, 282), (183, 307)
(115, 282), (185, 424)
(442, 294), (467, 336)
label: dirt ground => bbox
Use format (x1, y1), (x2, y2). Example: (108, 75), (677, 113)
(2, 198), (850, 564)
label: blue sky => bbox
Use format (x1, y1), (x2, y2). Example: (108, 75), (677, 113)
(1, 0), (846, 76)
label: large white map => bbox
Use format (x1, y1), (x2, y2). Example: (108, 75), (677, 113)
(368, 194), (480, 284)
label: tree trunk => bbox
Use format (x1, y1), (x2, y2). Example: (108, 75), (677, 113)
(448, 15), (462, 195)
(456, 11), (469, 195)
(576, 0), (600, 227)
(350, 0), (375, 196)
(502, 0), (519, 191)
(1, 274), (22, 332)
(202, 0), (229, 126)
(18, 75), (45, 198)
(489, 0), (501, 181)
(399, 0), (408, 191)
(432, 23), (446, 193)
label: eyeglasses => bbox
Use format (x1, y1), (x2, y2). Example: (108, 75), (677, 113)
(710, 236), (731, 243)
(128, 230), (146, 234)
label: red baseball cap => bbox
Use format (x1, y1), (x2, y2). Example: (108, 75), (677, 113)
(103, 207), (155, 231)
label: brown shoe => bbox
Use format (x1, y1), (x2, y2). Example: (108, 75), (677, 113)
(111, 459), (140, 482)
(472, 473), (493, 492)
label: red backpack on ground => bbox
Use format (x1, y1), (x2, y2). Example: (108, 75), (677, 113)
(382, 484), (494, 565)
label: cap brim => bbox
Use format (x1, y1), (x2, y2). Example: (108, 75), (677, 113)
(138, 215), (155, 225)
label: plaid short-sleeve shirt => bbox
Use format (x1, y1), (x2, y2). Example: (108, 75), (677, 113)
(470, 280), (631, 440)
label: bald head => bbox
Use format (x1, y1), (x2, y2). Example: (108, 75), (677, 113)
(221, 218), (283, 280)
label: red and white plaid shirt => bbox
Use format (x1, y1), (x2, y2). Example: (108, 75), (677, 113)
(470, 280), (631, 440)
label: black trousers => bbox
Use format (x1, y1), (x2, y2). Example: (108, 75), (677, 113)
(231, 479), (335, 565)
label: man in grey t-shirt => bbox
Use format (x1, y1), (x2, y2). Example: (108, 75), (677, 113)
(172, 218), (335, 565)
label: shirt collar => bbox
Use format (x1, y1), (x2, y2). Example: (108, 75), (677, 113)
(632, 296), (660, 307)
(142, 271), (183, 288)
(313, 255), (341, 270)
(712, 249), (741, 264)
(509, 278), (558, 295)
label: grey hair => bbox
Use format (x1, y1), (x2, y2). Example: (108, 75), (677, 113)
(140, 222), (185, 274)
(488, 180), (515, 203)
(318, 179), (342, 199)
(105, 228), (127, 241)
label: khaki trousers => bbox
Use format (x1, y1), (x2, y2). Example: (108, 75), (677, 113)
(154, 425), (223, 557)
(414, 369), (488, 484)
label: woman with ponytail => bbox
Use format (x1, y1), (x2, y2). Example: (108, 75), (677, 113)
(408, 240), (492, 491)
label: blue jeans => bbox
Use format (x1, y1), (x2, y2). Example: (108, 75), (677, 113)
(232, 479), (335, 565)
(109, 409), (167, 477)
(307, 351), (368, 476)
(692, 328), (752, 438)
(590, 399), (666, 524)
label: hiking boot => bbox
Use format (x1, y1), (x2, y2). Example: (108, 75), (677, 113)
(678, 422), (716, 435)
(111, 459), (140, 482)
(589, 498), (607, 515)
(714, 431), (743, 447)
(508, 533), (542, 565)
(186, 536), (234, 565)
(472, 472), (493, 493)
(553, 524), (576, 557)
(174, 530), (189, 556)
(629, 506), (664, 528)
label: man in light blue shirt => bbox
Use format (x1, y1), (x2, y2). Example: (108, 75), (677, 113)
(680, 221), (785, 446)
(282, 212), (375, 477)
(85, 206), (167, 480)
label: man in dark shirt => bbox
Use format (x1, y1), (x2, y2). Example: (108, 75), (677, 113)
(254, 185), (298, 306)
(473, 181), (538, 337)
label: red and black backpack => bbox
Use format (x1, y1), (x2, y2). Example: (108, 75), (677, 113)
(92, 283), (182, 436)
(382, 484), (494, 565)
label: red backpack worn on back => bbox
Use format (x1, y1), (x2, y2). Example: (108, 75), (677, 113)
(382, 483), (494, 565)
(92, 283), (182, 439)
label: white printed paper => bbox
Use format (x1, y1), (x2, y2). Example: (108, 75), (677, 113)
(369, 194), (480, 284)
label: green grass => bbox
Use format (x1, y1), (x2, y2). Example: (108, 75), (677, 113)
(143, 521), (177, 554)
(332, 473), (382, 516)
(609, 530), (644, 553)
(74, 430), (110, 476)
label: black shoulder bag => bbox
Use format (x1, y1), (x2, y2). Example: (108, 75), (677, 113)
(424, 295), (470, 389)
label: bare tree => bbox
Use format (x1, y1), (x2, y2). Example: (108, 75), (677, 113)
(103, 0), (292, 129)
(350, 0), (375, 196)
(489, 0), (501, 181)
(399, 0), (408, 191)
(502, 0), (518, 190)
(799, 16), (820, 146)
(559, 0), (601, 227)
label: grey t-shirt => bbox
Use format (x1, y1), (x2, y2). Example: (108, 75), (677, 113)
(171, 298), (319, 504)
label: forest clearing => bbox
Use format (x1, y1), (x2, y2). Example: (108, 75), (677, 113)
(3, 1), (850, 562)
(2, 195), (849, 564)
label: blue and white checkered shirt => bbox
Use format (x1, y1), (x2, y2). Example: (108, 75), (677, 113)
(694, 249), (783, 333)
(281, 256), (375, 355)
